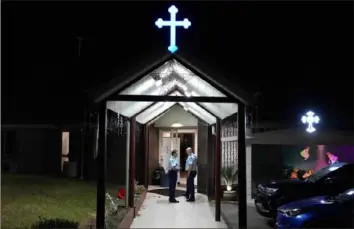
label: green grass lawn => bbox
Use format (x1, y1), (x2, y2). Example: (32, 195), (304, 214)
(1, 174), (125, 229)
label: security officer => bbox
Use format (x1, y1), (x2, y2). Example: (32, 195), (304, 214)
(185, 147), (197, 202)
(168, 149), (180, 203)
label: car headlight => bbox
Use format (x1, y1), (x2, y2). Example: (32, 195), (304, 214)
(282, 208), (302, 217)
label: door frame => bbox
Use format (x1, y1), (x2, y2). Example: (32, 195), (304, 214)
(159, 128), (198, 184)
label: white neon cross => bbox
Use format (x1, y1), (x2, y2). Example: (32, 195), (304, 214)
(155, 5), (191, 53)
(301, 111), (320, 133)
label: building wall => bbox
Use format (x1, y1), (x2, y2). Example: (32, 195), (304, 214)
(135, 123), (145, 185)
(83, 127), (97, 181)
(2, 128), (61, 175)
(148, 124), (159, 184)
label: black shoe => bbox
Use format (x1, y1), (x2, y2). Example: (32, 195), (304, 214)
(169, 199), (179, 203)
(186, 198), (195, 202)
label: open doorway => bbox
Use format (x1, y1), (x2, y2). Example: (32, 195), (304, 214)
(158, 129), (197, 187)
(179, 133), (195, 186)
(61, 132), (70, 171)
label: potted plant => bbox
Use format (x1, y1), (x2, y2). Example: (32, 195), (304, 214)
(221, 165), (238, 201)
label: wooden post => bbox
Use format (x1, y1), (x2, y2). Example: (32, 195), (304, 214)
(144, 124), (149, 188)
(215, 119), (221, 221)
(207, 125), (215, 198)
(125, 121), (130, 207)
(96, 102), (107, 229)
(129, 116), (136, 208)
(238, 103), (247, 229)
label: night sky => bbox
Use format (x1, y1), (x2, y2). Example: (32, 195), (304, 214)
(2, 1), (353, 129)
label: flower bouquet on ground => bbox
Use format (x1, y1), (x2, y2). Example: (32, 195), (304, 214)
(105, 193), (126, 229)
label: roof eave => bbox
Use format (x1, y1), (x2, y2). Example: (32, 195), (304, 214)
(173, 52), (254, 106)
(93, 52), (172, 104)
(92, 50), (254, 106)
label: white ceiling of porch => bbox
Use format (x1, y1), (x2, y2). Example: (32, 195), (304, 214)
(106, 59), (238, 124)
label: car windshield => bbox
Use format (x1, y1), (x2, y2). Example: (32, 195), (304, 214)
(334, 189), (354, 202)
(306, 164), (343, 182)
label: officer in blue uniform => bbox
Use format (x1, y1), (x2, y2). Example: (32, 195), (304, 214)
(185, 147), (197, 202)
(168, 149), (180, 203)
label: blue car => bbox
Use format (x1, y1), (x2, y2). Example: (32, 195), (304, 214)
(276, 188), (354, 228)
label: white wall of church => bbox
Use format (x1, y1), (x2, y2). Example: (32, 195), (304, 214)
(154, 106), (198, 128)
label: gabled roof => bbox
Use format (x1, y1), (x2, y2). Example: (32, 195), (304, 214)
(92, 51), (253, 124)
(93, 51), (254, 105)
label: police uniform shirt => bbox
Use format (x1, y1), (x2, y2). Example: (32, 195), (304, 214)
(168, 156), (179, 171)
(186, 153), (197, 171)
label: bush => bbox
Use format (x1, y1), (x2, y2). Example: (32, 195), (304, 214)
(31, 217), (79, 229)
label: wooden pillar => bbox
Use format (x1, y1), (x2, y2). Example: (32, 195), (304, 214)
(207, 125), (215, 197)
(96, 102), (107, 229)
(215, 119), (221, 221)
(144, 124), (149, 188)
(238, 103), (247, 229)
(129, 116), (136, 208)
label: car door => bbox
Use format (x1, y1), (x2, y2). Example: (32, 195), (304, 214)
(319, 165), (354, 195)
(340, 199), (354, 228)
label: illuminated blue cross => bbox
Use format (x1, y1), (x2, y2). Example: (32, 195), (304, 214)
(155, 5), (191, 53)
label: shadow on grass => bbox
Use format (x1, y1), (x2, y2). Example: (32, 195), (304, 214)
(30, 217), (79, 229)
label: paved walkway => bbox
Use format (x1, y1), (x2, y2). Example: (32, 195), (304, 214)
(130, 186), (227, 228)
(221, 202), (273, 229)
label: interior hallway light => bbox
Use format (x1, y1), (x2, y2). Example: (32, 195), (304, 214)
(171, 123), (183, 128)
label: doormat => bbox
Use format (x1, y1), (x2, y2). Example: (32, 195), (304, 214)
(178, 183), (186, 188)
(148, 188), (185, 197)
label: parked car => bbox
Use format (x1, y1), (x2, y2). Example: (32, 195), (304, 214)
(254, 162), (354, 218)
(276, 188), (354, 228)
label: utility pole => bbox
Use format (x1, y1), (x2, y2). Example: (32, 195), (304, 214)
(77, 36), (84, 58)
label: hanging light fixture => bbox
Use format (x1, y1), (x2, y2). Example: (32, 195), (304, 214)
(171, 123), (183, 128)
